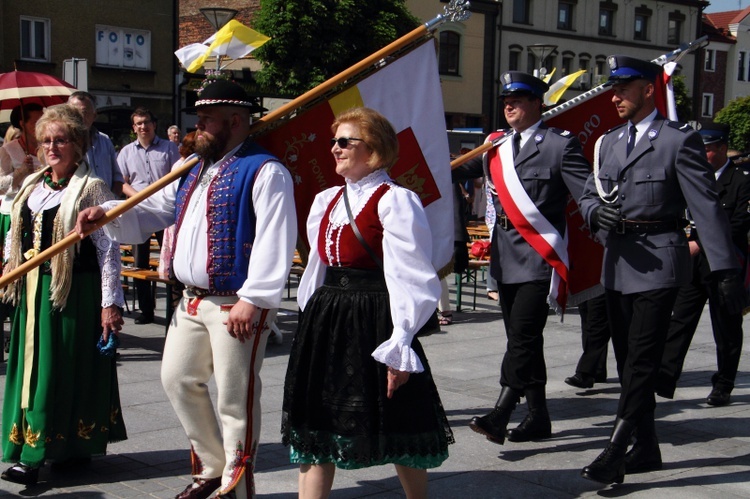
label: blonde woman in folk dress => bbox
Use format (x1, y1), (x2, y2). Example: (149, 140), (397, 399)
(282, 107), (453, 498)
(1, 104), (126, 486)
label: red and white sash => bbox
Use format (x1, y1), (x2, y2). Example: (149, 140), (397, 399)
(487, 132), (570, 313)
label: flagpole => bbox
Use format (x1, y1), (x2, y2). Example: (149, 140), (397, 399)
(542, 36), (707, 121)
(451, 36), (708, 169)
(250, 0), (471, 133)
(0, 154), (201, 289)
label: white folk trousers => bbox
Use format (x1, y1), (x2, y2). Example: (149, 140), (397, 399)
(161, 292), (270, 499)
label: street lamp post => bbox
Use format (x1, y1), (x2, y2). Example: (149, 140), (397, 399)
(199, 7), (239, 69)
(527, 43), (558, 79)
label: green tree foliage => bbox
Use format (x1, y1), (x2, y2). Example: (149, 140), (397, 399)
(253, 0), (420, 96)
(715, 95), (750, 152)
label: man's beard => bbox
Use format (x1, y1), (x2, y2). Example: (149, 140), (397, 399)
(195, 134), (223, 161)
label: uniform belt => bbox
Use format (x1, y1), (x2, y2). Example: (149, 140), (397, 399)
(498, 214), (514, 231)
(615, 218), (688, 234)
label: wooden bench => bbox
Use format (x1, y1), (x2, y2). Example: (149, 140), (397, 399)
(121, 268), (177, 334)
(120, 256), (159, 269)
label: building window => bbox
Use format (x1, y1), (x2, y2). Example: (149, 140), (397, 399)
(705, 49), (716, 72)
(668, 12), (685, 45)
(740, 52), (747, 81)
(513, 0), (531, 25)
(562, 52), (574, 75)
(634, 15), (648, 40)
(20, 16), (50, 62)
(702, 94), (714, 117)
(594, 56), (607, 86)
(599, 4), (615, 36)
(579, 56), (591, 89)
(509, 46), (523, 71)
(439, 31), (460, 76)
(668, 19), (680, 45)
(558, 1), (575, 30)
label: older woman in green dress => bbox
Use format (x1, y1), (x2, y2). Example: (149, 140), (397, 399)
(1, 104), (126, 486)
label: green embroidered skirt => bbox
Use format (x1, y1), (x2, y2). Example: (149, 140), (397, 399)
(2, 271), (127, 467)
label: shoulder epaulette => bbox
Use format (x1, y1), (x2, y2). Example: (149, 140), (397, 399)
(667, 121), (693, 133)
(547, 126), (572, 137)
(487, 129), (510, 142)
(603, 123), (627, 135)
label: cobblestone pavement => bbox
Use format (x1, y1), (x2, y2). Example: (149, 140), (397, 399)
(1, 278), (749, 498)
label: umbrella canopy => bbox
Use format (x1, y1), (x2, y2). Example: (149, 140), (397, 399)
(0, 70), (75, 124)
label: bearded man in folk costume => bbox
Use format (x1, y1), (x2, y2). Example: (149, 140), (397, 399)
(76, 79), (297, 499)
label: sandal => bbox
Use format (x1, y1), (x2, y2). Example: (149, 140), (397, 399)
(438, 311), (453, 326)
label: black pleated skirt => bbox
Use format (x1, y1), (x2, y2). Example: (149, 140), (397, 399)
(281, 267), (454, 469)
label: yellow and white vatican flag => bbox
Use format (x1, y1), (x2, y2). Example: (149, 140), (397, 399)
(257, 40), (454, 273)
(544, 69), (586, 107)
(175, 20), (270, 73)
(542, 68), (556, 84)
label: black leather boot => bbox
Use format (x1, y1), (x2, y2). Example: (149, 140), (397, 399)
(469, 386), (520, 445)
(581, 418), (635, 484)
(506, 386), (552, 442)
(624, 412), (662, 473)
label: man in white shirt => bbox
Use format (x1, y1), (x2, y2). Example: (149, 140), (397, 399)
(76, 79), (297, 499)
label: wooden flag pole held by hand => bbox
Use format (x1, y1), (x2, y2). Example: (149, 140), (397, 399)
(0, 155), (201, 289)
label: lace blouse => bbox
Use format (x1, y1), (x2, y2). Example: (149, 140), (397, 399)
(298, 169), (442, 372)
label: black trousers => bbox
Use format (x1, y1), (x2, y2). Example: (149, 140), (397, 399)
(498, 280), (550, 392)
(134, 230), (163, 316)
(575, 293), (610, 379)
(606, 287), (679, 423)
(659, 274), (744, 395)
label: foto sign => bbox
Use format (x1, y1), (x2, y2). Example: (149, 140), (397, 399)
(95, 25), (151, 70)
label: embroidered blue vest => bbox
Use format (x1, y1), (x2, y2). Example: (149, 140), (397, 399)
(173, 139), (277, 294)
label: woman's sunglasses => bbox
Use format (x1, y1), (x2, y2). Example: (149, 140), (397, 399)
(330, 137), (365, 148)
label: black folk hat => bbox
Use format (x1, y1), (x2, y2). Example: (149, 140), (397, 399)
(605, 55), (662, 85)
(499, 71), (549, 100)
(195, 79), (265, 113)
(698, 122), (730, 145)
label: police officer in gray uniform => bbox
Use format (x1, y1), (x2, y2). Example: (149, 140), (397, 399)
(657, 122), (750, 406)
(455, 71), (590, 446)
(578, 55), (745, 485)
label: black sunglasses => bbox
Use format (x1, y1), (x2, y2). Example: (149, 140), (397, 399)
(330, 137), (365, 148)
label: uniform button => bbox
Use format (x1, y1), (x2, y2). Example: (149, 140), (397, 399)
(647, 174), (652, 179)
(622, 177), (627, 182)
(534, 172), (538, 177)
(621, 194), (626, 200)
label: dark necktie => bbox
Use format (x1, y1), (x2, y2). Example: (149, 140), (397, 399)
(513, 132), (522, 159)
(626, 125), (637, 157)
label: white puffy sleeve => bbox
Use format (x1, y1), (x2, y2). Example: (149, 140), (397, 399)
(297, 187), (340, 310)
(100, 177), (178, 244)
(371, 186), (441, 372)
(236, 162), (297, 309)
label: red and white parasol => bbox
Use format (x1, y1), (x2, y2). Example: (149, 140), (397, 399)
(0, 70), (76, 124)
